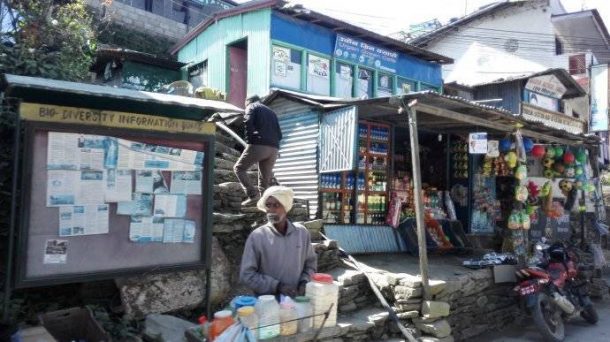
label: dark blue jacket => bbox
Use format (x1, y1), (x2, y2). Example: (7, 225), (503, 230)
(244, 102), (282, 148)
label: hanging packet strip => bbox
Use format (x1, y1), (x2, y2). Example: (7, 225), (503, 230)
(514, 129), (527, 162)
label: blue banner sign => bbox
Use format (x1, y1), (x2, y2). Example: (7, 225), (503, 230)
(334, 34), (398, 73)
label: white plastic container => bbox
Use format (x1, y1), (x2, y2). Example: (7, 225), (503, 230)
(305, 273), (339, 328)
(294, 296), (313, 333)
(279, 302), (298, 336)
(237, 306), (259, 339)
(255, 295), (280, 340)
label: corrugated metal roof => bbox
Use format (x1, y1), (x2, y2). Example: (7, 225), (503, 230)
(170, 0), (453, 64)
(0, 74), (243, 113)
(469, 68), (587, 98)
(263, 88), (600, 145)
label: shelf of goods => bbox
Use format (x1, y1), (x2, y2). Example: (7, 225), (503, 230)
(319, 121), (390, 225)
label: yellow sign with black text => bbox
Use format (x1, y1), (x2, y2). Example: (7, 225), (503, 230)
(19, 102), (215, 135)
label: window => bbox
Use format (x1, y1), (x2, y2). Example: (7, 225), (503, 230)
(335, 63), (354, 98)
(271, 45), (302, 90)
(569, 54), (586, 75)
(555, 37), (563, 55)
(306, 55), (330, 96)
(145, 0), (153, 12)
(356, 68), (373, 99)
(397, 78), (415, 94)
(377, 73), (394, 97)
(188, 61), (208, 89)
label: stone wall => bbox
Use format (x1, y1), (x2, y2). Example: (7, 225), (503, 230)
(86, 0), (187, 41)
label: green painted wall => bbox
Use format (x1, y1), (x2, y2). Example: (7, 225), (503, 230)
(177, 9), (272, 99)
(121, 61), (181, 92)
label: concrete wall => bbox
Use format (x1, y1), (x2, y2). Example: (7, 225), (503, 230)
(86, 0), (187, 42)
(423, 0), (568, 86)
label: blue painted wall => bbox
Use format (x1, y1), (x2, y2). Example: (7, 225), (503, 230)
(270, 11), (443, 87)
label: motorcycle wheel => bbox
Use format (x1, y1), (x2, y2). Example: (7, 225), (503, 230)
(532, 293), (565, 342)
(581, 304), (599, 324)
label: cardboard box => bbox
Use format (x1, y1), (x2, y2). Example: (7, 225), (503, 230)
(493, 265), (517, 284)
(39, 307), (111, 342)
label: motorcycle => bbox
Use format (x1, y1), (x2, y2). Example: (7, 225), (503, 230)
(513, 240), (598, 342)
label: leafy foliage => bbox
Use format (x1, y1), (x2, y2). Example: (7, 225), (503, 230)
(0, 0), (96, 81)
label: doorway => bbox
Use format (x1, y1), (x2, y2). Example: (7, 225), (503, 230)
(227, 39), (248, 108)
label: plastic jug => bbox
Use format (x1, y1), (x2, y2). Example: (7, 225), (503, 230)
(305, 273), (339, 328)
(237, 306), (258, 339)
(294, 296), (313, 333)
(279, 302), (298, 336)
(209, 310), (234, 341)
(232, 295), (257, 312)
(255, 295), (280, 340)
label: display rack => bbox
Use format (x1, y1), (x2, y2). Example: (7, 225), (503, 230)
(319, 121), (390, 225)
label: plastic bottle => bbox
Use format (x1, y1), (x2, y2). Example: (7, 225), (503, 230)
(255, 295), (280, 340)
(279, 302), (298, 336)
(306, 273), (339, 328)
(209, 310), (234, 341)
(233, 296), (257, 312)
(237, 306), (258, 337)
(294, 296), (313, 333)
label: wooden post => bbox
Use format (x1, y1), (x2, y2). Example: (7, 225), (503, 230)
(404, 101), (431, 300)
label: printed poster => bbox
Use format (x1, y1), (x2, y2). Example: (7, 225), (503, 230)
(47, 132), (80, 170)
(171, 171), (202, 195)
(129, 216), (164, 243)
(47, 170), (80, 206)
(78, 170), (105, 205)
(105, 169), (132, 202)
(117, 193), (153, 216)
(163, 219), (196, 243)
(154, 194), (187, 218)
(468, 132), (488, 154)
(77, 135), (106, 170)
(117, 139), (203, 171)
(59, 204), (109, 236)
(43, 239), (68, 264)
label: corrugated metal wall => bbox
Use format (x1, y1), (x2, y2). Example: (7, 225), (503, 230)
(271, 98), (320, 218)
(319, 106), (357, 172)
(176, 9), (272, 98)
(473, 80), (522, 113)
(324, 225), (407, 254)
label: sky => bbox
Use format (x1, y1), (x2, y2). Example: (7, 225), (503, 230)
(235, 0), (610, 37)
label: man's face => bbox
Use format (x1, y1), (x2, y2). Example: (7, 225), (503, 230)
(265, 196), (287, 224)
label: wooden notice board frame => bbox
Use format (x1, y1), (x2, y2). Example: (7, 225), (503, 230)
(15, 103), (216, 288)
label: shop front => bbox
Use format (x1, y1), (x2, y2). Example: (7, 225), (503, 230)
(264, 89), (601, 259)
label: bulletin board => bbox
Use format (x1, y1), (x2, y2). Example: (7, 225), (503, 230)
(15, 103), (215, 288)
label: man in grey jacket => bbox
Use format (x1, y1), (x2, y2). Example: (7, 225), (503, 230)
(239, 186), (317, 297)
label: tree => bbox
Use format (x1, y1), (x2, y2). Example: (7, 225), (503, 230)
(0, 0), (96, 81)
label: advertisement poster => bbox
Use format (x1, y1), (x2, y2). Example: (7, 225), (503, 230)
(129, 216), (164, 243)
(105, 169), (132, 202)
(154, 194), (187, 218)
(59, 204), (109, 236)
(590, 64), (609, 132)
(47, 170), (79, 206)
(117, 193), (153, 216)
(171, 171), (202, 195)
(43, 239), (68, 264)
(163, 219), (196, 243)
(468, 132), (488, 154)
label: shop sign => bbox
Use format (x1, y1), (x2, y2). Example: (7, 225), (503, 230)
(590, 64), (609, 132)
(524, 90), (558, 112)
(19, 103), (215, 135)
(520, 103), (585, 135)
(525, 75), (567, 99)
(468, 132), (487, 154)
(334, 34), (398, 73)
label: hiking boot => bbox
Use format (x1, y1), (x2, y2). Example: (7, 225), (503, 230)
(241, 196), (260, 207)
